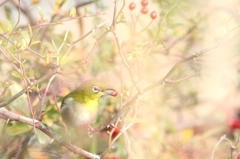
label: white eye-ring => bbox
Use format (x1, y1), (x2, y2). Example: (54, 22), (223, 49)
(92, 86), (100, 93)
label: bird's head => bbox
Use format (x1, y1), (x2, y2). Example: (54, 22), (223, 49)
(69, 79), (118, 102)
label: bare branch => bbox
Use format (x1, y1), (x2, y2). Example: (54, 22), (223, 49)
(165, 72), (201, 84)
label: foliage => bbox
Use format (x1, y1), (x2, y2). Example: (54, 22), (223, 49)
(0, 0), (240, 159)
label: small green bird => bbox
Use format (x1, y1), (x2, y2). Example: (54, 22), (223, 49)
(60, 79), (118, 130)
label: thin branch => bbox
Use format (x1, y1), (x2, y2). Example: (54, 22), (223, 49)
(136, 19), (153, 35)
(0, 34), (52, 65)
(210, 135), (235, 159)
(111, 0), (118, 27)
(165, 72), (200, 84)
(27, 48), (48, 62)
(10, 0), (35, 25)
(0, 81), (13, 100)
(75, 0), (96, 8)
(5, 13), (104, 36)
(114, 0), (125, 27)
(61, 19), (110, 63)
(112, 31), (142, 94)
(0, 68), (59, 108)
(7, 0), (21, 46)
(0, 0), (10, 7)
(38, 0), (96, 43)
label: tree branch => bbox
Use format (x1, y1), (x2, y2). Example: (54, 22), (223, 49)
(0, 108), (101, 159)
(0, 68), (59, 108)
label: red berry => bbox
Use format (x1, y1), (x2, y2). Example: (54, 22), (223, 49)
(141, 6), (148, 14)
(141, 0), (148, 6)
(150, 11), (157, 19)
(129, 2), (136, 11)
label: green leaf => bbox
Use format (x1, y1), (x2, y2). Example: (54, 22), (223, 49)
(38, 7), (44, 20)
(70, 7), (76, 18)
(4, 6), (12, 21)
(28, 24), (32, 36)
(20, 31), (30, 43)
(36, 128), (51, 144)
(31, 40), (41, 46)
(119, 11), (125, 20)
(83, 7), (88, 15)
(9, 84), (28, 116)
(0, 20), (7, 33)
(21, 39), (27, 50)
(16, 42), (21, 48)
(6, 125), (31, 136)
(12, 71), (22, 79)
(6, 23), (12, 33)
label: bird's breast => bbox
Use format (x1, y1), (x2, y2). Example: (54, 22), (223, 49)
(61, 97), (99, 128)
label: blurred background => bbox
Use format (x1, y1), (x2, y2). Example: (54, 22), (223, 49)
(0, 0), (240, 158)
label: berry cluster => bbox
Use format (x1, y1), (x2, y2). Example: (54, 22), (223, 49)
(129, 0), (157, 20)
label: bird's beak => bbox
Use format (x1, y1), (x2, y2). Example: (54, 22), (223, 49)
(102, 88), (118, 97)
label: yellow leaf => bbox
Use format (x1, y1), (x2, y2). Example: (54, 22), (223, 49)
(182, 128), (194, 141)
(60, 56), (67, 65)
(32, 97), (39, 106)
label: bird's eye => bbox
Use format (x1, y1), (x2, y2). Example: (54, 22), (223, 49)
(92, 86), (99, 93)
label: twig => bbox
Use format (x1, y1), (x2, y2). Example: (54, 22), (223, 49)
(136, 19), (153, 35)
(165, 72), (200, 83)
(5, 13), (104, 36)
(62, 19), (109, 59)
(7, 0), (21, 46)
(39, 74), (56, 118)
(210, 135), (235, 159)
(112, 31), (142, 94)
(0, 68), (59, 108)
(0, 0), (10, 7)
(0, 81), (13, 100)
(115, 0), (125, 27)
(111, 0), (118, 27)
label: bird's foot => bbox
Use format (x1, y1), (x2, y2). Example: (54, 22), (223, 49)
(107, 123), (118, 129)
(87, 124), (93, 138)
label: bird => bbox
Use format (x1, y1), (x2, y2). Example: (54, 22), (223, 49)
(60, 79), (118, 131)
